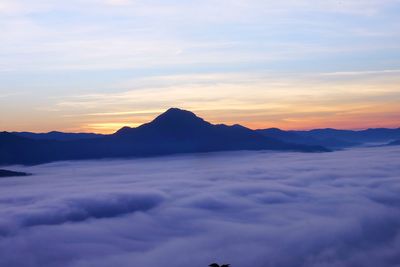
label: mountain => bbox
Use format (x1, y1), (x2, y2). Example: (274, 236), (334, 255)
(257, 127), (400, 149)
(0, 169), (30, 178)
(13, 131), (104, 141)
(0, 131), (63, 164)
(0, 108), (328, 165)
(293, 128), (400, 143)
(112, 108), (328, 154)
(256, 128), (360, 149)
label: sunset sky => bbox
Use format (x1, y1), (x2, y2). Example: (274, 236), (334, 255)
(1, 0), (399, 133)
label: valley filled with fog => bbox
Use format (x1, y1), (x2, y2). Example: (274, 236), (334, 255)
(1, 146), (400, 267)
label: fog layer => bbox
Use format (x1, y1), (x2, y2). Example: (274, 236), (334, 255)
(1, 147), (400, 267)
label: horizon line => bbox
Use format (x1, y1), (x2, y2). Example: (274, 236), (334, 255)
(3, 108), (399, 135)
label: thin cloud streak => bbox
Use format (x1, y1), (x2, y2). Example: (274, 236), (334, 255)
(320, 69), (400, 76)
(47, 71), (400, 132)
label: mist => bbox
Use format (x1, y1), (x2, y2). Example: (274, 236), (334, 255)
(1, 146), (400, 267)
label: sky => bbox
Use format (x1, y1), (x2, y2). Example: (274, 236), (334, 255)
(1, 146), (400, 267)
(0, 0), (400, 133)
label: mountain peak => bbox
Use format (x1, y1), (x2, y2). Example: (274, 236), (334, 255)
(115, 108), (211, 136)
(158, 107), (197, 119)
(149, 108), (209, 128)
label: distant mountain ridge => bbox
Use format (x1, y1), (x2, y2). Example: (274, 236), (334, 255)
(256, 127), (400, 149)
(292, 128), (400, 143)
(14, 131), (104, 141)
(0, 108), (328, 165)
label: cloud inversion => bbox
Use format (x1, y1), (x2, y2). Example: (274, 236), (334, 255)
(0, 146), (400, 266)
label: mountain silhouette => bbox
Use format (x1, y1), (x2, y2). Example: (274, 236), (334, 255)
(256, 127), (400, 149)
(109, 108), (328, 155)
(13, 131), (104, 141)
(0, 108), (328, 165)
(115, 108), (214, 138)
(293, 128), (400, 144)
(256, 128), (360, 149)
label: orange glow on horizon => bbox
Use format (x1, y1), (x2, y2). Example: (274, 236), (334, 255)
(72, 108), (400, 134)
(78, 120), (400, 135)
(2, 104), (399, 134)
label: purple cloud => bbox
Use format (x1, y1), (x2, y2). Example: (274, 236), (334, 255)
(0, 146), (399, 267)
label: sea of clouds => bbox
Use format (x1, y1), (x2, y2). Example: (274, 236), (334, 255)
(1, 146), (400, 267)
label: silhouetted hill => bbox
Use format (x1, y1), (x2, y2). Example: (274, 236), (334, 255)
(293, 128), (400, 143)
(112, 108), (328, 154)
(0, 108), (328, 165)
(0, 131), (65, 164)
(256, 128), (360, 149)
(257, 127), (400, 149)
(116, 108), (212, 137)
(0, 169), (30, 178)
(14, 131), (104, 141)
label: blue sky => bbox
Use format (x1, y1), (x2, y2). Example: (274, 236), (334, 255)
(1, 0), (400, 133)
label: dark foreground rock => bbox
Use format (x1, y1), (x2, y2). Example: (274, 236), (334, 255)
(0, 169), (30, 178)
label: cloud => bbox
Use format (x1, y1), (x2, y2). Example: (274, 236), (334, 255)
(103, 0), (132, 6)
(2, 0), (400, 134)
(320, 69), (400, 77)
(48, 70), (400, 132)
(1, 0), (399, 73)
(0, 146), (400, 266)
(0, 191), (165, 235)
